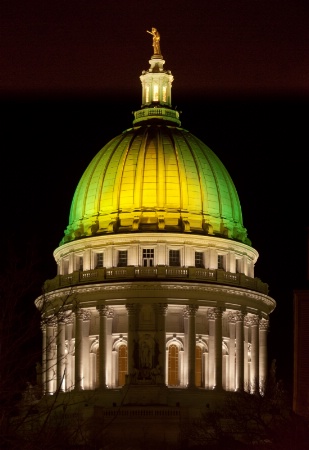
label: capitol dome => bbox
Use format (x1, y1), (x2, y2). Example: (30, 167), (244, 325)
(63, 124), (250, 245)
(62, 57), (250, 246)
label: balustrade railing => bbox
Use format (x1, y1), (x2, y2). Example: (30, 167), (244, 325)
(44, 266), (268, 295)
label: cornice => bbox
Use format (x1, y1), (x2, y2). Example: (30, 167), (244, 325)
(36, 280), (275, 314)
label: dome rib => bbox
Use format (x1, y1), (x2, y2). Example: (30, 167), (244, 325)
(156, 127), (166, 209)
(172, 129), (203, 215)
(116, 131), (138, 213)
(166, 128), (186, 212)
(94, 136), (125, 215)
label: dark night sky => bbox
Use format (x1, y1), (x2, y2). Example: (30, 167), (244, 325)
(1, 0), (309, 388)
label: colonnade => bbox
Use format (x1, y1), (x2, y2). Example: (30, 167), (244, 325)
(40, 304), (269, 396)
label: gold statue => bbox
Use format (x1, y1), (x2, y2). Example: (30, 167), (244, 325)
(147, 27), (161, 55)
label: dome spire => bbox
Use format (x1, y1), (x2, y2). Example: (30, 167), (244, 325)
(133, 28), (181, 126)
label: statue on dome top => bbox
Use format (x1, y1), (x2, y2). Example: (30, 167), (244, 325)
(147, 27), (161, 56)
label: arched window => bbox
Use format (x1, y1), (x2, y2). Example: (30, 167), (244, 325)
(118, 344), (128, 387)
(168, 344), (179, 386)
(195, 346), (202, 387)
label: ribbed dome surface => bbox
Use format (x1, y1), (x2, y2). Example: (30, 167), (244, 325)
(61, 124), (250, 245)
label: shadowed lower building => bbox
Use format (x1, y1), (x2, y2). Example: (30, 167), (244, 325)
(34, 31), (276, 446)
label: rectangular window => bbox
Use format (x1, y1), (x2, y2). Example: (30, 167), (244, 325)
(145, 86), (150, 103)
(96, 253), (104, 268)
(218, 255), (224, 270)
(118, 250), (128, 267)
(169, 250), (180, 267)
(143, 249), (154, 267)
(79, 256), (83, 271)
(195, 252), (204, 268)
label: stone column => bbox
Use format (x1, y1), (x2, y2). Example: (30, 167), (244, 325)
(74, 309), (84, 391)
(184, 305), (198, 388)
(227, 313), (237, 391)
(97, 306), (109, 389)
(209, 307), (223, 390)
(250, 315), (259, 394)
(56, 313), (66, 392)
(208, 308), (222, 390)
(126, 303), (138, 383)
(65, 315), (74, 391)
(235, 311), (245, 392)
(83, 249), (91, 271)
(179, 349), (184, 387)
(82, 310), (92, 389)
(40, 323), (47, 394)
(208, 310), (215, 388)
(259, 319), (269, 395)
(105, 308), (114, 387)
(244, 316), (250, 391)
(111, 350), (117, 388)
(156, 303), (168, 384)
(46, 318), (57, 395)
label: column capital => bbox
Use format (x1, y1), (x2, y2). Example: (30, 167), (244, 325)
(83, 310), (92, 321)
(208, 307), (223, 320)
(45, 316), (58, 328)
(244, 315), (251, 326)
(246, 314), (259, 326)
(97, 305), (109, 316)
(57, 312), (67, 324)
(235, 311), (245, 322)
(228, 311), (244, 323)
(75, 308), (91, 321)
(183, 304), (198, 317)
(259, 318), (269, 331)
(64, 314), (74, 325)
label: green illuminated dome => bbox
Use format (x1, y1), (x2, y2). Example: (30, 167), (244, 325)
(61, 54), (250, 246)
